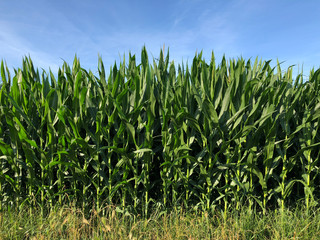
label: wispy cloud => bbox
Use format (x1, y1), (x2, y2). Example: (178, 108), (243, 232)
(0, 0), (319, 78)
(0, 21), (60, 73)
(0, 0), (249, 73)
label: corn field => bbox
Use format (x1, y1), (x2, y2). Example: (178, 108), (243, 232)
(1, 47), (320, 216)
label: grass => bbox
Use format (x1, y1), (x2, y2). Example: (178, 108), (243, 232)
(1, 203), (320, 239)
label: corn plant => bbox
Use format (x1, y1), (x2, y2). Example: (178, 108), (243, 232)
(1, 47), (320, 216)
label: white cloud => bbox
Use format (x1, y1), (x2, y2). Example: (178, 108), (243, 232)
(0, 23), (60, 73)
(0, 0), (318, 79)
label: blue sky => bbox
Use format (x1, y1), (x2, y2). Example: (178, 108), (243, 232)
(0, 0), (319, 79)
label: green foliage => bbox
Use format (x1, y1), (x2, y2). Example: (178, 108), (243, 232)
(1, 47), (320, 216)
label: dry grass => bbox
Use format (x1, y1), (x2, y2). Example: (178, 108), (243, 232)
(1, 203), (320, 239)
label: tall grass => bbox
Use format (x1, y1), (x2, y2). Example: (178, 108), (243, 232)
(1, 47), (320, 217)
(2, 202), (320, 240)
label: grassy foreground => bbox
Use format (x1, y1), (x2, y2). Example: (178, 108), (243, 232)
(1, 204), (320, 239)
